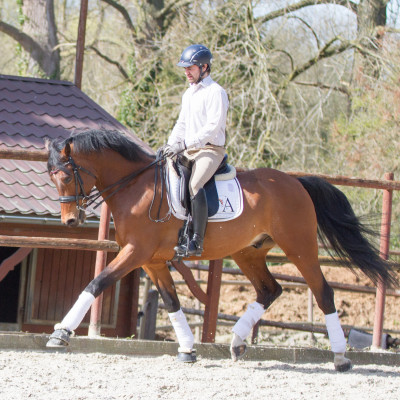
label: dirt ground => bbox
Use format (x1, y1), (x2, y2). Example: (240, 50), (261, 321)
(153, 263), (400, 349)
(1, 350), (399, 400)
(2, 264), (399, 400)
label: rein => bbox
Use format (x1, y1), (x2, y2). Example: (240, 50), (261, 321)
(52, 151), (171, 222)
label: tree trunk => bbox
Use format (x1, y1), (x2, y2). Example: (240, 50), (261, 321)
(355, 0), (389, 77)
(357, 0), (388, 38)
(22, 0), (60, 78)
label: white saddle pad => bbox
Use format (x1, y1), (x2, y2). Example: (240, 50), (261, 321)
(166, 160), (244, 222)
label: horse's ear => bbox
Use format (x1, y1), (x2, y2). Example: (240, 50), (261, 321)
(44, 138), (51, 151)
(60, 141), (72, 159)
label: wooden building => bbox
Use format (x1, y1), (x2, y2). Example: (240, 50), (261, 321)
(0, 74), (148, 337)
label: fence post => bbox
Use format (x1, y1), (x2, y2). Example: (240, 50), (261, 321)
(88, 203), (111, 337)
(201, 259), (223, 343)
(74, 0), (88, 89)
(372, 172), (393, 348)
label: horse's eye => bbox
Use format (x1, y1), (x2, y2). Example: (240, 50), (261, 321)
(62, 175), (73, 184)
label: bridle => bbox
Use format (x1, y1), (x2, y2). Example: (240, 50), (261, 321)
(50, 156), (97, 211)
(50, 150), (171, 221)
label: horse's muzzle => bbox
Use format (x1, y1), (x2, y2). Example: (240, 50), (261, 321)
(63, 209), (86, 227)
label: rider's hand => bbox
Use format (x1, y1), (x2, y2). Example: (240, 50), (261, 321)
(157, 144), (168, 155)
(164, 141), (186, 157)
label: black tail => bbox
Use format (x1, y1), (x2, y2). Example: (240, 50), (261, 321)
(298, 176), (398, 287)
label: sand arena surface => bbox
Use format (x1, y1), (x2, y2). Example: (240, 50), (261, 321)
(0, 350), (399, 400)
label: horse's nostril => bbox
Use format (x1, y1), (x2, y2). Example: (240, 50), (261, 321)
(66, 218), (77, 226)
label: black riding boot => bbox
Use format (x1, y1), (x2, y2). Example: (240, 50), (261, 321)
(187, 188), (208, 257)
(174, 188), (208, 257)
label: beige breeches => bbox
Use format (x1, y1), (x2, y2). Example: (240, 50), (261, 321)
(184, 145), (226, 197)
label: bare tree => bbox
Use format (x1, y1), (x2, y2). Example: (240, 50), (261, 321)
(0, 0), (60, 78)
(0, 0), (397, 170)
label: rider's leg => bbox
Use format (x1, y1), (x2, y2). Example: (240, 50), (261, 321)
(176, 146), (225, 257)
(186, 188), (208, 256)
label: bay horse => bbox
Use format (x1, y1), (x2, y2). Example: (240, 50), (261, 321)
(45, 129), (398, 371)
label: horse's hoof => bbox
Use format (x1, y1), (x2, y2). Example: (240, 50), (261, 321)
(230, 344), (247, 361)
(46, 329), (72, 348)
(177, 350), (197, 363)
(334, 354), (352, 372)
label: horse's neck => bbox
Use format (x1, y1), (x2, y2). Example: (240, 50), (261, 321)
(94, 151), (152, 185)
(94, 151), (156, 207)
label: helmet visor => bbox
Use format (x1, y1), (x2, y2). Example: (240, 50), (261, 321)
(177, 60), (194, 67)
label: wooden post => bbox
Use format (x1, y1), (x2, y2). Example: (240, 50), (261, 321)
(251, 321), (260, 344)
(307, 288), (314, 343)
(129, 269), (141, 338)
(194, 262), (201, 342)
(88, 204), (111, 337)
(201, 259), (223, 343)
(74, 0), (88, 89)
(372, 172), (393, 348)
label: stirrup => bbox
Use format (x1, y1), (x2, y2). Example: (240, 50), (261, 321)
(173, 241), (189, 259)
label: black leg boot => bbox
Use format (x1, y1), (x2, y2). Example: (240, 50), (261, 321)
(187, 188), (208, 257)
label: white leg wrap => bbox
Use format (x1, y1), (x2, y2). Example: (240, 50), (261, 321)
(56, 291), (95, 332)
(232, 302), (265, 341)
(231, 333), (245, 347)
(168, 309), (194, 352)
(325, 311), (347, 353)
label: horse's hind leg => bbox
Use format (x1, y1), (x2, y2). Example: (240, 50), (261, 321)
(144, 263), (196, 362)
(282, 244), (352, 372)
(230, 247), (283, 361)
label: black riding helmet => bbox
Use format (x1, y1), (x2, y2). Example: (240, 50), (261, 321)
(177, 44), (212, 82)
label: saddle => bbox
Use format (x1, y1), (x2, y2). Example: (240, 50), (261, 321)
(171, 153), (236, 217)
(166, 154), (242, 261)
(165, 151), (243, 224)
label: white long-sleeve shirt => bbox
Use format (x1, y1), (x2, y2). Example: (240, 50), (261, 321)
(168, 75), (229, 149)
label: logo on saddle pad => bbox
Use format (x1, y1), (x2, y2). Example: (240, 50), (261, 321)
(166, 161), (243, 222)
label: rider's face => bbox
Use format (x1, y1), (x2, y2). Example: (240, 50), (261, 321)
(184, 64), (206, 83)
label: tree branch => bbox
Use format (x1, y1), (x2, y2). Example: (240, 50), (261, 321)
(275, 36), (354, 96)
(256, 0), (357, 25)
(295, 80), (350, 95)
(100, 0), (136, 36)
(288, 15), (320, 49)
(154, 0), (192, 20)
(88, 44), (130, 81)
(0, 20), (49, 70)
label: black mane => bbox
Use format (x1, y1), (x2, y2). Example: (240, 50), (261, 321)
(47, 129), (154, 173)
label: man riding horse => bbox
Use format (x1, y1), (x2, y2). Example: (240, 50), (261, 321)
(45, 45), (398, 372)
(163, 44), (229, 258)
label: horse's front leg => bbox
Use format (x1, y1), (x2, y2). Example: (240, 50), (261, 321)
(144, 263), (196, 363)
(46, 244), (139, 348)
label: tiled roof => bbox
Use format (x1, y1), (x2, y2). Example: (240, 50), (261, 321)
(0, 74), (146, 220)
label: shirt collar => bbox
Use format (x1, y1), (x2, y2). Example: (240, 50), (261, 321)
(190, 75), (213, 90)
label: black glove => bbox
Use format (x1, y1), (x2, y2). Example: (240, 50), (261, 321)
(164, 141), (186, 157)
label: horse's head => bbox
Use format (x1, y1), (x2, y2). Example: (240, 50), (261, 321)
(46, 138), (97, 227)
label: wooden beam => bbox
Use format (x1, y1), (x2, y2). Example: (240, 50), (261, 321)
(0, 235), (119, 252)
(0, 148), (48, 162)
